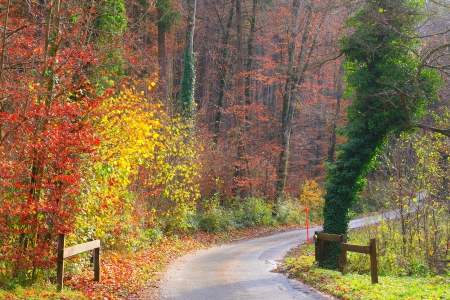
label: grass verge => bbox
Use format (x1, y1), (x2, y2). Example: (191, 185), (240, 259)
(284, 243), (450, 300)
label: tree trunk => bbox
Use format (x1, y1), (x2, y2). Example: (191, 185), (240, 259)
(179, 0), (197, 120)
(0, 0), (10, 81)
(157, 7), (168, 102)
(232, 0), (248, 198)
(244, 0), (257, 127)
(0, 0), (11, 140)
(212, 1), (235, 147)
(274, 1), (310, 200)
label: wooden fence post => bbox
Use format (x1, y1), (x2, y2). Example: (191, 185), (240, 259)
(316, 232), (378, 284)
(94, 246), (100, 281)
(57, 234), (65, 291)
(370, 238), (378, 284)
(340, 234), (348, 274)
(318, 235), (324, 267)
(314, 231), (318, 262)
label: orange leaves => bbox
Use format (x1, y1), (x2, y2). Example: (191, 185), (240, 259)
(299, 180), (325, 222)
(65, 238), (204, 299)
(300, 180), (324, 206)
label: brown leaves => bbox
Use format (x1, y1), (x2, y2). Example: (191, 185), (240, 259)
(65, 238), (203, 299)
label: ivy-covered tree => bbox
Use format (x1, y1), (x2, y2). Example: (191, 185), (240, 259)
(322, 0), (443, 266)
(179, 0), (197, 120)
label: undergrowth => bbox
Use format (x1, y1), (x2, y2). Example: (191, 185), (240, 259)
(197, 196), (307, 233)
(285, 243), (450, 300)
(285, 224), (450, 300)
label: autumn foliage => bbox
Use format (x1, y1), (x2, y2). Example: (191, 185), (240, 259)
(1, 0), (449, 296)
(0, 0), (202, 285)
(0, 0), (107, 282)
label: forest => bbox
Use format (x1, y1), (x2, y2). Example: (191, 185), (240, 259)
(1, 0), (450, 298)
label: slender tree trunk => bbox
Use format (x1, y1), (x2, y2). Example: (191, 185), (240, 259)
(274, 0), (303, 200)
(0, 0), (11, 140)
(275, 3), (321, 201)
(157, 7), (168, 103)
(244, 0), (257, 126)
(275, 90), (294, 200)
(232, 0), (248, 198)
(179, 0), (197, 120)
(212, 1), (235, 147)
(0, 0), (10, 81)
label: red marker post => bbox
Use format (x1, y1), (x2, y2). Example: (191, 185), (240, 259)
(303, 206), (310, 245)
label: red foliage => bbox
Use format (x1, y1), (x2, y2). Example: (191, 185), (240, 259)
(0, 1), (109, 277)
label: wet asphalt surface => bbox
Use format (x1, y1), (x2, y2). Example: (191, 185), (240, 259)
(159, 195), (427, 300)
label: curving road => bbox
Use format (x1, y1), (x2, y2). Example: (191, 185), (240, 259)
(159, 204), (425, 300)
(159, 226), (329, 300)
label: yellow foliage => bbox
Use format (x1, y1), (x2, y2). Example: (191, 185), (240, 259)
(143, 118), (201, 232)
(299, 180), (325, 222)
(300, 180), (325, 208)
(72, 88), (166, 249)
(72, 86), (202, 249)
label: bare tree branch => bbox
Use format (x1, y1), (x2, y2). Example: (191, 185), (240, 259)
(417, 123), (450, 137)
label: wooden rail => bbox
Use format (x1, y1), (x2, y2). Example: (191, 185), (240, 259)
(341, 238), (378, 283)
(57, 234), (101, 291)
(314, 231), (378, 284)
(314, 231), (346, 268)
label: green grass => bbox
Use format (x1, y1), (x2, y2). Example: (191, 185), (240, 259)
(285, 244), (450, 300)
(0, 282), (87, 300)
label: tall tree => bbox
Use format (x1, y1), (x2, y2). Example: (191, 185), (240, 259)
(0, 0), (10, 81)
(244, 0), (258, 116)
(212, 0), (235, 147)
(232, 0), (249, 197)
(179, 0), (197, 120)
(275, 0), (325, 200)
(322, 0), (443, 266)
(156, 0), (180, 102)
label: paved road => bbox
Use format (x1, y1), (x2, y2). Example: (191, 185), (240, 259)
(159, 192), (429, 299)
(159, 206), (410, 300)
(159, 227), (328, 300)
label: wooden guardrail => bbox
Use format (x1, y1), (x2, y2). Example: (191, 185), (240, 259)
(314, 231), (346, 268)
(341, 238), (378, 283)
(57, 234), (101, 291)
(314, 231), (378, 284)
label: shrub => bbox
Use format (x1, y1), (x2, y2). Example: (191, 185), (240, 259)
(233, 198), (275, 229)
(299, 180), (325, 223)
(274, 197), (306, 225)
(199, 206), (234, 233)
(347, 216), (449, 277)
(196, 196), (232, 233)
